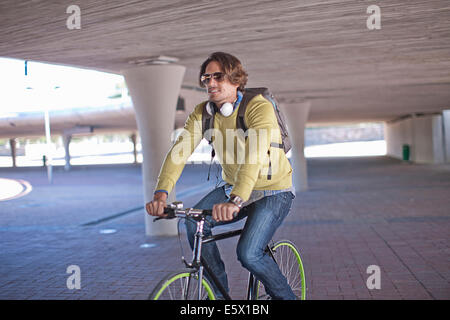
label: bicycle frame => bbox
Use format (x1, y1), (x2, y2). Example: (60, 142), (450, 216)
(185, 214), (275, 300)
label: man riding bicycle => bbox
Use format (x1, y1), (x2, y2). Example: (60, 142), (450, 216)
(146, 52), (296, 300)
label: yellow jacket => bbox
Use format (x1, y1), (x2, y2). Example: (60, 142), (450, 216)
(155, 94), (293, 201)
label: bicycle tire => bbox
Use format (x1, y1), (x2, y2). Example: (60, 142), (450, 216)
(148, 269), (216, 300)
(256, 240), (306, 300)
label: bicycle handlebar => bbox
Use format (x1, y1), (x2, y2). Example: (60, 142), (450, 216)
(163, 206), (213, 217)
(153, 204), (212, 222)
(153, 201), (239, 222)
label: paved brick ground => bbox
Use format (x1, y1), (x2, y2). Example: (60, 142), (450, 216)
(0, 157), (449, 300)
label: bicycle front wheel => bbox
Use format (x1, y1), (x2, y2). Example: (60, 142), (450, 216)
(149, 269), (216, 300)
(256, 240), (306, 300)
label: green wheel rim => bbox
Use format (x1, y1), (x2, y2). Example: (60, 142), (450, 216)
(152, 272), (216, 300)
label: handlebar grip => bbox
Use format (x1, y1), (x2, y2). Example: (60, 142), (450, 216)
(152, 207), (175, 222)
(204, 209), (239, 218)
(163, 207), (175, 215)
(202, 209), (212, 216)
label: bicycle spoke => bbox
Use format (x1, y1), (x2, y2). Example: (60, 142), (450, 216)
(167, 282), (174, 300)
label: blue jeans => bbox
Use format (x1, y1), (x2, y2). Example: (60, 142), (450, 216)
(185, 186), (296, 300)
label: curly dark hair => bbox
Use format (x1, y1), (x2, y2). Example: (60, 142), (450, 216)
(199, 52), (248, 91)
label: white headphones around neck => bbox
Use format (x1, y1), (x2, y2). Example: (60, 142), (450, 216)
(206, 101), (234, 117)
(205, 91), (243, 117)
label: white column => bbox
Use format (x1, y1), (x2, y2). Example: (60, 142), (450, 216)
(130, 133), (138, 164)
(122, 64), (185, 236)
(62, 133), (72, 171)
(442, 110), (450, 162)
(9, 138), (17, 167)
(282, 101), (311, 192)
(430, 114), (445, 164)
(44, 109), (53, 184)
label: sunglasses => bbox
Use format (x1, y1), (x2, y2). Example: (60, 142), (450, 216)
(200, 72), (226, 85)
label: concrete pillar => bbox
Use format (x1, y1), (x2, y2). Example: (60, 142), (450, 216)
(430, 114), (445, 163)
(442, 110), (450, 162)
(62, 134), (72, 171)
(130, 133), (138, 164)
(122, 64), (185, 236)
(282, 101), (311, 192)
(9, 138), (17, 167)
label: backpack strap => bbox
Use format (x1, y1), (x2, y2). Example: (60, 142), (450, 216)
(202, 102), (215, 144)
(236, 88), (268, 131)
(202, 102), (216, 181)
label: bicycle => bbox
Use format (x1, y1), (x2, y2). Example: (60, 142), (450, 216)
(148, 201), (306, 300)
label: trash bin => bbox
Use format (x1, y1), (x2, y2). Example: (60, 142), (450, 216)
(402, 144), (410, 161)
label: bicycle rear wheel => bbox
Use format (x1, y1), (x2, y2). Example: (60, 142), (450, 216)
(256, 240), (306, 300)
(149, 269), (216, 300)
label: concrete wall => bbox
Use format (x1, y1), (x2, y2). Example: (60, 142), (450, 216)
(385, 113), (448, 164)
(385, 117), (413, 160)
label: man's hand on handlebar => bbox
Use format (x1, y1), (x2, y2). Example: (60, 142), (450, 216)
(147, 193), (240, 222)
(146, 192), (167, 217)
(212, 202), (240, 222)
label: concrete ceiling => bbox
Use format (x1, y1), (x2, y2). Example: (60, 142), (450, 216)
(1, 0), (450, 124)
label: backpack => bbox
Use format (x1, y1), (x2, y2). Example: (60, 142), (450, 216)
(201, 88), (291, 180)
